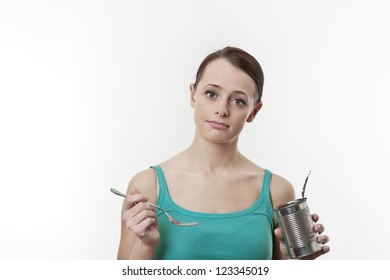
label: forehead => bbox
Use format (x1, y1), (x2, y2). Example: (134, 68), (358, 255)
(199, 58), (256, 97)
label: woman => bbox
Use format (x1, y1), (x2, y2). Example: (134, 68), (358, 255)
(117, 46), (330, 260)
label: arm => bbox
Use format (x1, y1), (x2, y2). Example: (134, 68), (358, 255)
(117, 168), (160, 260)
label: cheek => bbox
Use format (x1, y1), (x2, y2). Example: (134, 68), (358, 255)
(234, 109), (252, 122)
(235, 116), (248, 130)
(193, 99), (210, 116)
(193, 104), (207, 123)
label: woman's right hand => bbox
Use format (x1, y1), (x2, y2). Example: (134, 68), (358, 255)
(122, 188), (160, 246)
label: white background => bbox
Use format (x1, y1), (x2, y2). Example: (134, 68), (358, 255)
(0, 0), (389, 260)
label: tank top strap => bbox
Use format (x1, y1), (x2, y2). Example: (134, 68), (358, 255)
(150, 165), (168, 204)
(259, 169), (274, 220)
(262, 169), (272, 193)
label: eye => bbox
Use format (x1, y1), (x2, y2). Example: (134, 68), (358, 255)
(205, 90), (217, 99)
(231, 98), (246, 106)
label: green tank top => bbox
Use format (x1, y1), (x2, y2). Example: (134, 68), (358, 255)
(151, 165), (275, 260)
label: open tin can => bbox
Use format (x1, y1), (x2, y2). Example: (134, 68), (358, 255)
(274, 197), (322, 258)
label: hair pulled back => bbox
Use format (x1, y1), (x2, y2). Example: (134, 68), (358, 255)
(194, 46), (264, 103)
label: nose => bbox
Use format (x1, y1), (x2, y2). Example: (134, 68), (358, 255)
(214, 100), (229, 117)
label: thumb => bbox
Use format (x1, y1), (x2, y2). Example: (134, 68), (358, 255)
(130, 187), (141, 195)
(130, 188), (149, 201)
(274, 227), (284, 242)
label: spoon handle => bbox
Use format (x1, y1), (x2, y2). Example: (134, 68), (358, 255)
(110, 188), (127, 198)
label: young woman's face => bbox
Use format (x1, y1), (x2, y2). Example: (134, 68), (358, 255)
(190, 58), (262, 144)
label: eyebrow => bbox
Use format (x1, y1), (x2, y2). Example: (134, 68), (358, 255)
(204, 84), (248, 97)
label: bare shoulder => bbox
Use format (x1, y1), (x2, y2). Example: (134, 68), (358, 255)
(126, 168), (158, 203)
(270, 172), (296, 209)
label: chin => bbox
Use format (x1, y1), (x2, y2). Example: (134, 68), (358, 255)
(203, 134), (238, 145)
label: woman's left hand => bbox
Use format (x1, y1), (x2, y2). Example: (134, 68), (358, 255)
(274, 213), (330, 260)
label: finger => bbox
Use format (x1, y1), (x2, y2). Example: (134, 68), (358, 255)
(130, 188), (141, 195)
(314, 223), (325, 234)
(124, 209), (156, 232)
(131, 188), (150, 200)
(122, 203), (156, 226)
(301, 245), (330, 260)
(131, 206), (157, 226)
(124, 193), (149, 209)
(274, 228), (284, 242)
(132, 216), (158, 237)
(317, 234), (330, 245)
(311, 213), (319, 222)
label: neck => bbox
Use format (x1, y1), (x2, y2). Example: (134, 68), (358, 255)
(186, 132), (242, 172)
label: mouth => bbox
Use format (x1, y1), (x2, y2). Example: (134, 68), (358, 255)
(206, 120), (230, 130)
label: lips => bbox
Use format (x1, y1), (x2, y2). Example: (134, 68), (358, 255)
(206, 120), (230, 130)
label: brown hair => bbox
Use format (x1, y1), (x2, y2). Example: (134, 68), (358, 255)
(193, 46), (264, 103)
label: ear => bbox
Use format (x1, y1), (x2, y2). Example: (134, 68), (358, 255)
(246, 101), (263, 123)
(190, 83), (196, 108)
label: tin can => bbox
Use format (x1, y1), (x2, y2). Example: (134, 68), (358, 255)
(274, 198), (322, 258)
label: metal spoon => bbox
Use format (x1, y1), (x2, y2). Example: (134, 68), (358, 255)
(110, 188), (199, 227)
